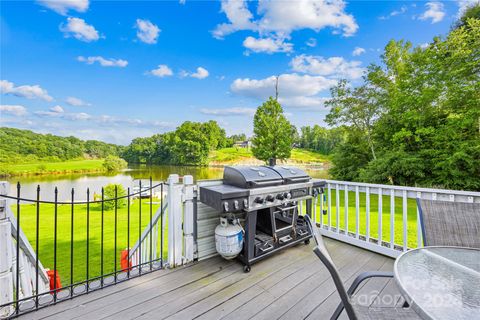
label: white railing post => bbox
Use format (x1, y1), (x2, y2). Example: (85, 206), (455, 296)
(355, 186), (360, 239)
(336, 184), (340, 233)
(344, 185), (348, 235)
(167, 174), (183, 267)
(366, 186), (370, 242)
(0, 182), (14, 317)
(327, 183), (331, 229)
(182, 175), (195, 263)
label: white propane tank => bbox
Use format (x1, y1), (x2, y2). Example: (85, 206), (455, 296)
(215, 217), (244, 260)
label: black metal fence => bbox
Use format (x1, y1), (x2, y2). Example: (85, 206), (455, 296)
(0, 178), (167, 318)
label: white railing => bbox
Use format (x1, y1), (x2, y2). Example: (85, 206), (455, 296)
(129, 174), (196, 269)
(129, 197), (168, 268)
(299, 180), (480, 258)
(0, 185), (50, 318)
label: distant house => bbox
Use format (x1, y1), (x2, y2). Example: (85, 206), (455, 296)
(234, 140), (252, 149)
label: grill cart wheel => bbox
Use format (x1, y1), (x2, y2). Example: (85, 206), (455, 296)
(304, 239), (310, 245)
(244, 265), (251, 273)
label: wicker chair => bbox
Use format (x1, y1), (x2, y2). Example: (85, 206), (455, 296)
(417, 199), (480, 248)
(304, 215), (420, 320)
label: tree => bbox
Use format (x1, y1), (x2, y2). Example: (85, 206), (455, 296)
(453, 3), (480, 29)
(325, 16), (480, 190)
(326, 79), (381, 160)
(101, 183), (127, 211)
(251, 97), (293, 164)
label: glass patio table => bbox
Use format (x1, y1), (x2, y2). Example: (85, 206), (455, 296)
(394, 246), (480, 320)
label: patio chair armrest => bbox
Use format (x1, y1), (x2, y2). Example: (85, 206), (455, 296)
(347, 271), (393, 295)
(331, 271), (394, 320)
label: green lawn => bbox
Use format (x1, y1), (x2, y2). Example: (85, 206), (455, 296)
(290, 149), (330, 164)
(209, 147), (330, 165)
(301, 189), (421, 249)
(15, 199), (167, 285)
(2, 159), (106, 176)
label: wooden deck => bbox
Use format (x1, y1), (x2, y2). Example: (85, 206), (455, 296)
(25, 239), (402, 320)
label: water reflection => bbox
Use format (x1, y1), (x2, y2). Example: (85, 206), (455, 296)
(5, 165), (328, 201)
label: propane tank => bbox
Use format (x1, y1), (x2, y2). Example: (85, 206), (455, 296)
(215, 217), (244, 260)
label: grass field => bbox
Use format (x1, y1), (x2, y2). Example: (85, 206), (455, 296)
(209, 147), (330, 165)
(308, 189), (420, 249)
(2, 159), (106, 176)
(15, 199), (166, 285)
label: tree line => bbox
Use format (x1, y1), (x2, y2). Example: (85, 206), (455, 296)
(0, 127), (123, 163)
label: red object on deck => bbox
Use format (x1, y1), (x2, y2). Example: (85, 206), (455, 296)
(46, 270), (62, 292)
(121, 249), (131, 271)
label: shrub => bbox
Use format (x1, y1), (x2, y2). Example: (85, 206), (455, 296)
(101, 183), (127, 211)
(102, 156), (127, 172)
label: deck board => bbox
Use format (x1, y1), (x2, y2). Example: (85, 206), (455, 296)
(21, 239), (399, 320)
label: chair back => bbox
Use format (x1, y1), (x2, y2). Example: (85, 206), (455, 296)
(304, 215), (358, 320)
(417, 199), (480, 248)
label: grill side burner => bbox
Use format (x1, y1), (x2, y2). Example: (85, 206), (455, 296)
(199, 165), (326, 272)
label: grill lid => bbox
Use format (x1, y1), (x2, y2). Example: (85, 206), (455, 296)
(223, 166), (283, 189)
(268, 166), (311, 184)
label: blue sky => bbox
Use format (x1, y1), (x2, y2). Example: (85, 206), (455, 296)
(0, 0), (474, 144)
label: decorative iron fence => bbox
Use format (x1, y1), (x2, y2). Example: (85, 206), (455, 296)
(0, 178), (168, 319)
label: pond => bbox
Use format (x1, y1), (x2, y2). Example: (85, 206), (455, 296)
(5, 164), (329, 201)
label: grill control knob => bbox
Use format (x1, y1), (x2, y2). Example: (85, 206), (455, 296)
(223, 201), (229, 212)
(284, 192), (292, 200)
(243, 198), (248, 208)
(233, 200), (239, 210)
(254, 197), (264, 204)
(266, 194), (275, 202)
(276, 193), (285, 200)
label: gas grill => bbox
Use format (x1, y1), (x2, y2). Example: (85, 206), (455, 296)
(200, 165), (325, 272)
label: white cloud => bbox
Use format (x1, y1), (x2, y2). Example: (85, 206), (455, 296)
(256, 0), (358, 36)
(213, 0), (358, 52)
(135, 19), (160, 44)
(191, 67), (209, 79)
(66, 96), (91, 107)
(0, 80), (53, 101)
(352, 47), (365, 56)
(279, 96), (328, 110)
(456, 0), (479, 16)
(50, 105), (64, 113)
(290, 55), (365, 80)
(179, 0), (186, 4)
(231, 73), (336, 108)
(212, 0), (257, 39)
(77, 56), (128, 67)
(35, 109), (90, 120)
(37, 0), (89, 15)
(148, 65), (173, 78)
(306, 38), (317, 47)
(60, 17), (100, 42)
(181, 67), (209, 79)
(200, 107), (256, 116)
(419, 2), (446, 23)
(243, 36), (293, 54)
(379, 5), (407, 20)
(64, 112), (90, 120)
(0, 104), (28, 116)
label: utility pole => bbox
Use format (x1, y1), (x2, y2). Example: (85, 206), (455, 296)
(275, 75), (279, 101)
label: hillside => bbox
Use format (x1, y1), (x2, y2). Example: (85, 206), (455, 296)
(209, 147), (330, 167)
